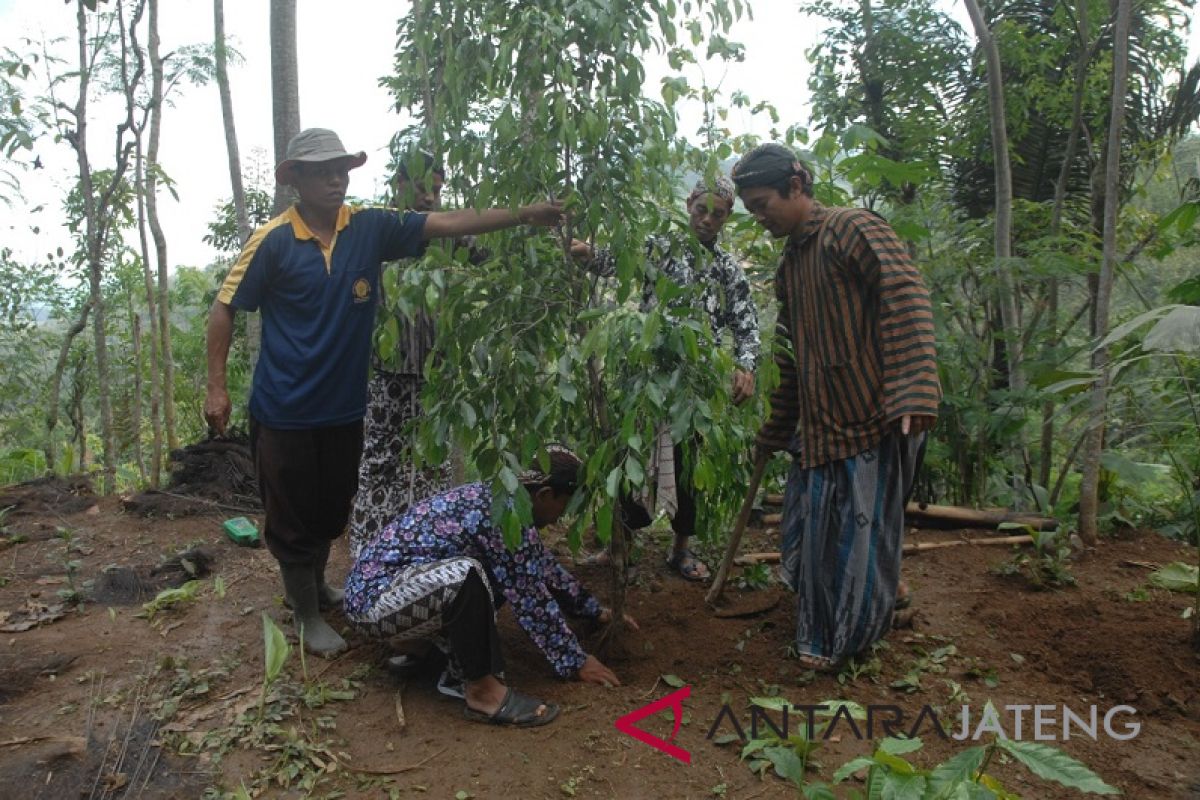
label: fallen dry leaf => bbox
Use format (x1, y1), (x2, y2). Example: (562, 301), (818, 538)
(0, 601), (67, 632)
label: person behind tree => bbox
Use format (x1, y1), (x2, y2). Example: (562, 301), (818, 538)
(204, 128), (564, 657)
(344, 445), (636, 727)
(732, 142), (940, 671)
(348, 145), (488, 560)
(569, 174), (760, 581)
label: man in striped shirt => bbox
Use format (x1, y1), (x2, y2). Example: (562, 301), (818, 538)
(732, 143), (940, 671)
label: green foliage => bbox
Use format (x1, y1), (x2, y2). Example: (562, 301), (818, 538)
(1149, 561), (1199, 593)
(388, 0), (759, 549)
(203, 187), (273, 254)
(990, 529), (1076, 590)
(735, 562), (773, 591)
(52, 525), (87, 605)
(139, 579), (204, 620)
(736, 699), (867, 792)
(829, 725), (1119, 798)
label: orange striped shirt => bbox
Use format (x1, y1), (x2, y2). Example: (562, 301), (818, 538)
(757, 204), (941, 467)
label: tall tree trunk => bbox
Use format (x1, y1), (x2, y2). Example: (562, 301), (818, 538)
(214, 0), (257, 377)
(270, 0), (300, 216)
(963, 0), (1022, 395)
(45, 302), (92, 472)
(74, 0), (117, 493)
(68, 354), (89, 473)
(129, 291), (147, 484)
(215, 0), (251, 246)
(128, 0), (163, 488)
(1039, 0), (1092, 494)
(1078, 0), (1132, 544)
(147, 0), (176, 455)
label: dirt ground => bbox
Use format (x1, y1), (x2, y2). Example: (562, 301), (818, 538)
(1, 481), (1198, 799)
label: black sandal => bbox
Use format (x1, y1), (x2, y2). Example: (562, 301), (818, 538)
(463, 687), (559, 727)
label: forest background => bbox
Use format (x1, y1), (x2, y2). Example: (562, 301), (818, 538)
(1, 0), (1200, 563)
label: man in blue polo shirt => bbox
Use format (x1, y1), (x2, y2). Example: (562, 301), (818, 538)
(205, 128), (564, 655)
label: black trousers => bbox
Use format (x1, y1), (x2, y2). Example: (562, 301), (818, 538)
(443, 567), (505, 681)
(251, 417), (364, 564)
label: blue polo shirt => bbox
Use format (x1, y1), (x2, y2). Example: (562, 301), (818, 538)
(217, 205), (427, 429)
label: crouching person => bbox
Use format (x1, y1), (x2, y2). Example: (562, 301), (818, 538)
(343, 445), (635, 727)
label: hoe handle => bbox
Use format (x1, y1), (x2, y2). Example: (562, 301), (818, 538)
(706, 451), (770, 606)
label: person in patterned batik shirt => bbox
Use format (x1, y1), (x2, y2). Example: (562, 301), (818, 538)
(570, 174), (760, 581)
(344, 446), (636, 728)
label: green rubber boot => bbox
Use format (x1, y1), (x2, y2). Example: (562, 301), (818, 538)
(279, 561), (347, 657)
(315, 544), (345, 611)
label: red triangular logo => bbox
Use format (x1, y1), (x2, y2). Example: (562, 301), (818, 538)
(613, 685), (692, 764)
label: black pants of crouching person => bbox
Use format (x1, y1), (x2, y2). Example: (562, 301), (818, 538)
(347, 556), (505, 681)
(443, 568), (506, 680)
(250, 417), (364, 565)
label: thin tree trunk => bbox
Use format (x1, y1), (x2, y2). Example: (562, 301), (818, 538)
(963, 0), (1022, 394)
(215, 0), (251, 246)
(128, 0), (163, 488)
(1039, 0), (1092, 493)
(270, 0), (300, 216)
(129, 292), (147, 484)
(1078, 0), (1131, 545)
(68, 354), (88, 472)
(74, 0), (117, 493)
(214, 0), (257, 376)
(147, 0), (176, 455)
(44, 302), (92, 472)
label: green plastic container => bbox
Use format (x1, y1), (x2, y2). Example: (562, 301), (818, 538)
(222, 516), (260, 547)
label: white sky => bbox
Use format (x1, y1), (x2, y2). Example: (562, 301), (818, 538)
(0, 1), (1195, 270)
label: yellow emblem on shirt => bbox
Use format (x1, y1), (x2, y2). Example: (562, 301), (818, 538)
(352, 277), (371, 303)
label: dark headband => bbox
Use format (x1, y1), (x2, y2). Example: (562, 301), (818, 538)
(731, 143), (807, 189)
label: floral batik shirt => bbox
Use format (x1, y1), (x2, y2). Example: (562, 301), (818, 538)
(344, 482), (602, 678)
(588, 234), (761, 371)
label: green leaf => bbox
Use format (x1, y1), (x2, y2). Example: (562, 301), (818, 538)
(802, 784), (837, 800)
(595, 502), (613, 544)
(878, 737), (923, 756)
(459, 400), (477, 428)
(557, 379), (578, 403)
(605, 466), (622, 499)
(996, 739), (1120, 795)
(1149, 561), (1199, 593)
(833, 756), (879, 783)
(749, 696), (791, 712)
(1096, 305), (1178, 350)
(261, 613), (290, 683)
(1099, 451), (1166, 485)
(880, 773), (926, 800)
(499, 467), (519, 493)
(625, 455), (645, 486)
(662, 673), (685, 688)
(763, 745), (807, 787)
(927, 745), (987, 793)
(1143, 305), (1200, 353)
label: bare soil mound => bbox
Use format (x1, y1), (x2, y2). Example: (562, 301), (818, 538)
(122, 433), (259, 518)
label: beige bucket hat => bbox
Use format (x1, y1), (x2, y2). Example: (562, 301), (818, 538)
(274, 128), (367, 185)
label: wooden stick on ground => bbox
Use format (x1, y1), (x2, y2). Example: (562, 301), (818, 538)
(732, 534), (1037, 566)
(762, 495), (1057, 532)
(903, 535), (1034, 552)
(707, 451), (769, 606)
